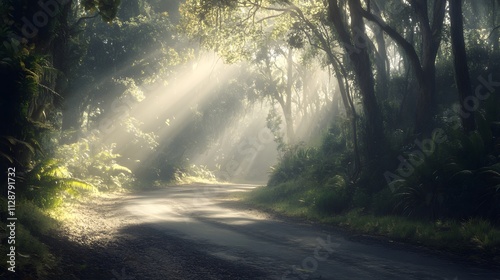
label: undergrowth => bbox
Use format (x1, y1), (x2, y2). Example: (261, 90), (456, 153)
(242, 181), (500, 263)
(0, 199), (58, 279)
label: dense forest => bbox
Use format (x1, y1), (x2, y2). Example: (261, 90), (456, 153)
(1, 0), (500, 278)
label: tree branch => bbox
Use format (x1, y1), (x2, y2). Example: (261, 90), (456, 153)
(488, 24), (500, 39)
(71, 13), (99, 31)
(359, 6), (425, 82)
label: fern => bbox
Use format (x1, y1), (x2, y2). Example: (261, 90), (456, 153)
(110, 163), (132, 174)
(25, 159), (97, 208)
(0, 135), (37, 165)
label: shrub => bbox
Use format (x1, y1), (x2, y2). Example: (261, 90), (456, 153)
(174, 164), (217, 184)
(372, 188), (397, 215)
(0, 199), (56, 278)
(54, 137), (135, 191)
(268, 145), (318, 186)
(24, 159), (96, 209)
(315, 179), (349, 215)
(352, 188), (371, 209)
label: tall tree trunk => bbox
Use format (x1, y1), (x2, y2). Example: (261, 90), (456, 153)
(265, 47), (295, 145)
(53, 0), (85, 143)
(371, 0), (389, 101)
(399, 28), (416, 126)
(411, 0), (446, 134)
(332, 57), (361, 178)
(491, 0), (500, 53)
(284, 48), (295, 143)
(449, 0), (476, 133)
(284, 1), (371, 170)
(414, 67), (436, 134)
(361, 0), (446, 135)
(328, 0), (386, 160)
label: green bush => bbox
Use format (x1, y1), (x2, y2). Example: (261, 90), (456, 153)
(314, 185), (349, 215)
(394, 119), (500, 221)
(24, 159), (96, 209)
(371, 188), (397, 215)
(54, 137), (135, 191)
(174, 164), (217, 184)
(352, 188), (371, 209)
(268, 145), (318, 186)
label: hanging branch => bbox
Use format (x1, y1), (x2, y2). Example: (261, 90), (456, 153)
(488, 25), (500, 39)
(70, 13), (99, 32)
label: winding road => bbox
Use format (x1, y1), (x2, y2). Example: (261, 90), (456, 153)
(121, 183), (500, 280)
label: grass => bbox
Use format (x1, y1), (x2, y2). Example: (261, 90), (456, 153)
(0, 199), (58, 279)
(173, 175), (220, 185)
(239, 181), (500, 264)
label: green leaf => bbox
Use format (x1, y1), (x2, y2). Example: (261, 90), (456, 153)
(477, 163), (500, 173)
(468, 131), (485, 155)
(477, 170), (500, 178)
(59, 178), (97, 193)
(0, 151), (13, 163)
(448, 169), (473, 184)
(111, 163), (132, 174)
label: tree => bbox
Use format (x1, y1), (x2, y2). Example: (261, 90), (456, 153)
(327, 0), (386, 160)
(80, 0), (121, 22)
(369, 0), (390, 101)
(180, 0), (385, 166)
(254, 44), (298, 143)
(58, 1), (180, 142)
(181, 1), (319, 145)
(361, 0), (447, 134)
(449, 0), (476, 133)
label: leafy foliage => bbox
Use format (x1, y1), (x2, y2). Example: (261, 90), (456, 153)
(81, 0), (122, 22)
(54, 137), (135, 191)
(0, 199), (57, 278)
(268, 144), (318, 185)
(174, 164), (217, 184)
(24, 159), (96, 209)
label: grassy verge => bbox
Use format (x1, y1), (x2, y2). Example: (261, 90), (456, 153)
(239, 181), (500, 265)
(0, 198), (59, 279)
(0, 188), (122, 279)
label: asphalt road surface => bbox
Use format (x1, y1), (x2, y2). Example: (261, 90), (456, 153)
(122, 183), (500, 280)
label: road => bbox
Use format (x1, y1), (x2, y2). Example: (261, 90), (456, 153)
(122, 183), (500, 280)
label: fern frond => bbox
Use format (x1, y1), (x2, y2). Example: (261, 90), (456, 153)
(111, 163), (132, 174)
(58, 178), (97, 193)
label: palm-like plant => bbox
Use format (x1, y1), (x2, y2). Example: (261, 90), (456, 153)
(24, 159), (96, 208)
(396, 120), (500, 221)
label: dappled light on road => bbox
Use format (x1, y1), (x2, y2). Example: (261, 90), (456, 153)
(121, 184), (500, 280)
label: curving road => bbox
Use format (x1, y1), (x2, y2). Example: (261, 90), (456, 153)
(122, 184), (500, 280)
